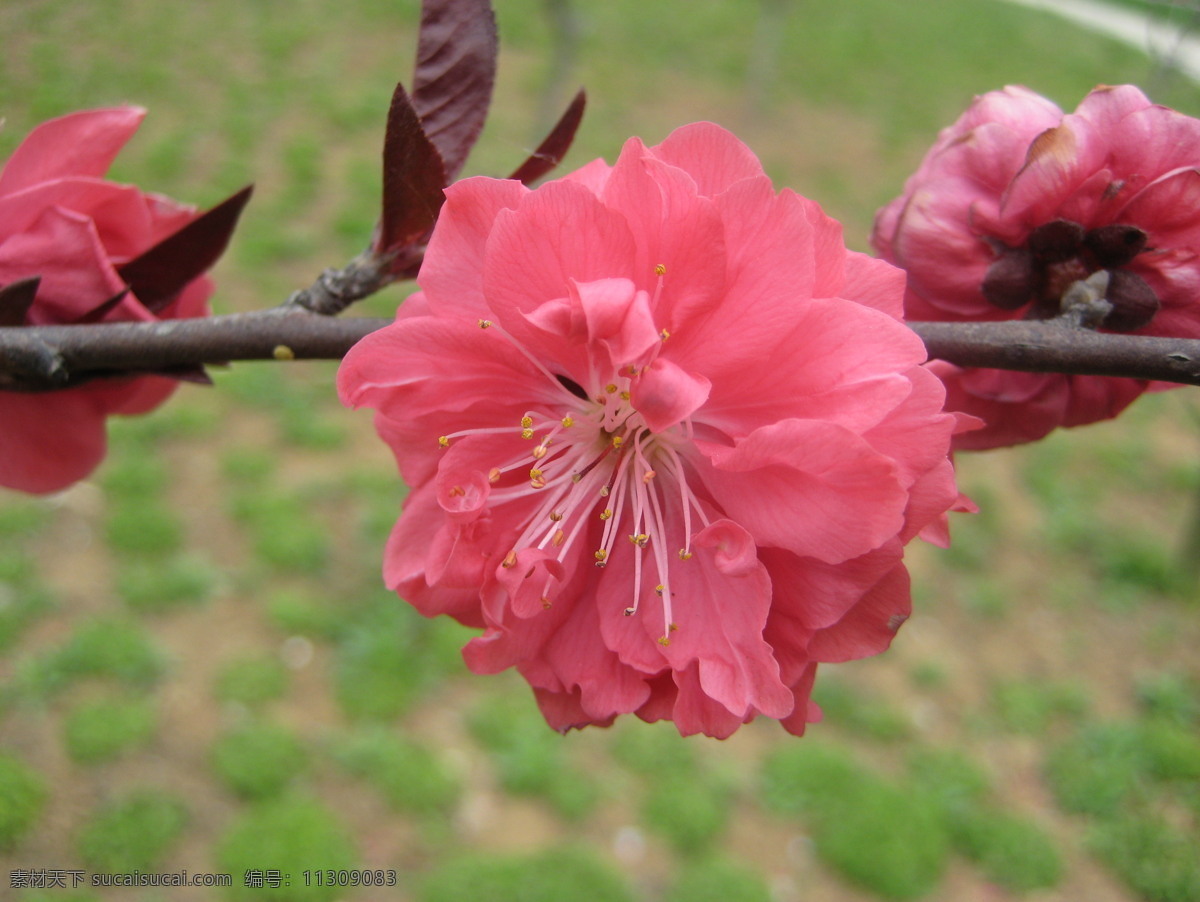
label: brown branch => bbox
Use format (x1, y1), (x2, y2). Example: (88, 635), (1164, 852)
(0, 310), (391, 391)
(2, 313), (1200, 393)
(910, 321), (1200, 386)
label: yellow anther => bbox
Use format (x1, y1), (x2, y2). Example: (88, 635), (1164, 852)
(572, 473), (583, 483)
(529, 468), (546, 489)
(594, 549), (608, 566)
(272, 344), (295, 361)
(438, 436), (450, 448)
(678, 549), (693, 561)
(642, 470), (657, 483)
(628, 534), (648, 547)
(657, 636), (671, 647)
(660, 328), (671, 341)
(521, 428), (535, 440)
(549, 510), (564, 522)
(501, 550), (517, 568)
(448, 485), (465, 498)
(541, 597), (553, 609)
(612, 435), (624, 450)
(669, 623), (678, 633)
(655, 263), (667, 276)
(552, 529), (565, 547)
(605, 383), (618, 394)
(625, 365), (641, 377)
(488, 467), (501, 484)
(620, 391), (631, 401)
(654, 584), (664, 597)
(599, 509), (613, 521)
(561, 415), (574, 428)
(623, 606), (637, 617)
(599, 486), (611, 497)
(478, 319), (493, 329)
(521, 415), (534, 429)
(532, 444), (548, 460)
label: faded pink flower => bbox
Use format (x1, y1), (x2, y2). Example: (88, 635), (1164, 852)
(340, 123), (966, 737)
(0, 108), (216, 494)
(873, 85), (1200, 450)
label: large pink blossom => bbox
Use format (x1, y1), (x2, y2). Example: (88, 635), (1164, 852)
(873, 85), (1200, 450)
(340, 123), (966, 737)
(0, 107), (216, 494)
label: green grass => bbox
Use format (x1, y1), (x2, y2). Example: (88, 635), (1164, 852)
(640, 771), (733, 856)
(63, 695), (157, 764)
(215, 796), (357, 902)
(419, 846), (635, 902)
(0, 752), (47, 850)
(116, 554), (218, 611)
(332, 727), (461, 818)
(214, 654), (290, 708)
(663, 858), (773, 902)
(76, 790), (188, 873)
(212, 722), (308, 800)
(1, 1), (1198, 899)
(761, 743), (950, 899)
(467, 690), (601, 821)
(19, 618), (164, 697)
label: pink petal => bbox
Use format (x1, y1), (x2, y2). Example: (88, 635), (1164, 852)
(0, 391), (108, 494)
(598, 137), (728, 328)
(419, 176), (527, 317)
(482, 179), (637, 328)
(807, 562), (912, 662)
(571, 277), (660, 370)
(0, 107), (145, 196)
(649, 122), (765, 197)
(0, 206), (129, 324)
(630, 356), (711, 433)
(695, 419), (907, 564)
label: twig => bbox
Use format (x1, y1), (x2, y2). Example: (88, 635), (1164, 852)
(909, 321), (1200, 386)
(2, 313), (1200, 392)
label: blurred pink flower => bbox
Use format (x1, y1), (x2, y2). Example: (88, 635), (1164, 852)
(340, 123), (966, 737)
(0, 107), (216, 494)
(873, 84), (1200, 449)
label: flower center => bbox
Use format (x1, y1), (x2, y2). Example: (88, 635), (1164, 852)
(981, 218), (1159, 331)
(438, 327), (708, 644)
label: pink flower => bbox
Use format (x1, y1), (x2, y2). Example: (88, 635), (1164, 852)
(0, 108), (216, 494)
(873, 85), (1200, 450)
(340, 123), (965, 737)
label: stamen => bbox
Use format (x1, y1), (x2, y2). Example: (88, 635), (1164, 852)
(594, 549), (608, 567)
(478, 319), (493, 328)
(438, 436), (450, 448)
(501, 550), (517, 568)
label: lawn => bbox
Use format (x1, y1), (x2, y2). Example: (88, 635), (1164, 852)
(1, 1), (1198, 900)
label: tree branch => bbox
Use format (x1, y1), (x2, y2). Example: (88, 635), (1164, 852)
(2, 313), (1200, 392)
(910, 321), (1200, 386)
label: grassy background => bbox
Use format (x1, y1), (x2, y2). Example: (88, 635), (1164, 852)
(1, 1), (1199, 900)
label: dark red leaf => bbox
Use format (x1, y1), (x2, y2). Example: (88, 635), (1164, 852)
(412, 0), (498, 181)
(0, 276), (41, 326)
(117, 185), (253, 314)
(508, 89), (587, 185)
(74, 289), (130, 325)
(148, 365), (214, 385)
(377, 82), (449, 255)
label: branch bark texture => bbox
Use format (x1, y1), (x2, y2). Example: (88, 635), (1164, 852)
(2, 313), (1200, 391)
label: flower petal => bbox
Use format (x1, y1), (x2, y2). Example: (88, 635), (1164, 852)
(0, 107), (145, 195)
(696, 419), (906, 564)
